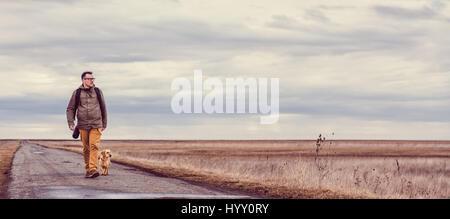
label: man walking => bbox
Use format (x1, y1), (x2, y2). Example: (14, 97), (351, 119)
(66, 71), (107, 178)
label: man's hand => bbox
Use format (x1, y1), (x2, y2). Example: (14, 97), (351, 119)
(69, 125), (75, 131)
(102, 127), (106, 132)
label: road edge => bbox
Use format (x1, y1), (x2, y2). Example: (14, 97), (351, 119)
(0, 141), (22, 199)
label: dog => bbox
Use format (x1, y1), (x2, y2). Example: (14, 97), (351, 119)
(99, 149), (112, 175)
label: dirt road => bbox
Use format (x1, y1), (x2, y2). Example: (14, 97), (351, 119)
(7, 141), (252, 199)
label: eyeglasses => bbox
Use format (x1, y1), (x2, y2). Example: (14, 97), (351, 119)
(83, 78), (95, 81)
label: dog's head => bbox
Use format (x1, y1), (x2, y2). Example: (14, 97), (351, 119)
(101, 149), (112, 159)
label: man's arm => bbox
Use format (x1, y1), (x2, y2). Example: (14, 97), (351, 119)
(66, 90), (77, 130)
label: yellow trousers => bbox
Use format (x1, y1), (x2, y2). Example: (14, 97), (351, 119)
(79, 128), (102, 173)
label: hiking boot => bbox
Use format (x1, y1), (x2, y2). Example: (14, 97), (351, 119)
(86, 170), (100, 178)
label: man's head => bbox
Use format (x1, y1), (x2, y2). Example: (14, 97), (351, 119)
(81, 71), (95, 88)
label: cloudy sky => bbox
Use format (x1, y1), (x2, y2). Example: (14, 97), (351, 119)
(0, 0), (449, 140)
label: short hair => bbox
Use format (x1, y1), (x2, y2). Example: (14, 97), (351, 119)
(81, 71), (93, 79)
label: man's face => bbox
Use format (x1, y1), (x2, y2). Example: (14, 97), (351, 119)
(82, 74), (95, 88)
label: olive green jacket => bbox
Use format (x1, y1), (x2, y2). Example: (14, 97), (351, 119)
(66, 85), (107, 130)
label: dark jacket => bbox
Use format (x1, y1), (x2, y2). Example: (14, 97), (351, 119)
(66, 85), (107, 130)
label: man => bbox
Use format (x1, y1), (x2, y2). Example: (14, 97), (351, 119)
(66, 71), (107, 178)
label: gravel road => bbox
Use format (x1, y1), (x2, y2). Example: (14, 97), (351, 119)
(7, 141), (252, 199)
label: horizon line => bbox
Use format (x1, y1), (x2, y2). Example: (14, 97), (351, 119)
(2, 138), (450, 142)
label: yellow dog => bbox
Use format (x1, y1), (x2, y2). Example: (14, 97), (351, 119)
(99, 149), (112, 175)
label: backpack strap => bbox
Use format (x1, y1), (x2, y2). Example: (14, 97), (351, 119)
(94, 87), (106, 120)
(75, 88), (81, 112)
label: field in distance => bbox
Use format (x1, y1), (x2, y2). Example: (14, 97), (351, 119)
(32, 139), (450, 199)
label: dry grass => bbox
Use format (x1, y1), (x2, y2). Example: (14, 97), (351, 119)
(0, 140), (21, 198)
(31, 139), (450, 199)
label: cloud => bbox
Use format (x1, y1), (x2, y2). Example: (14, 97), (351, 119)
(303, 8), (330, 23)
(373, 1), (450, 22)
(373, 5), (437, 19)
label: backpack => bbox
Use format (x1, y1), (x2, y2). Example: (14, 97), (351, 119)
(72, 87), (105, 139)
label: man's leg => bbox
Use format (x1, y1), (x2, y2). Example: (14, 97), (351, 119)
(88, 128), (102, 172)
(79, 129), (90, 173)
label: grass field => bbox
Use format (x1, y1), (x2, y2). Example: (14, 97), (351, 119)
(0, 140), (21, 198)
(30, 139), (450, 199)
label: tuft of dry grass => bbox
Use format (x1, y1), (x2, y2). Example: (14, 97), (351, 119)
(31, 139), (450, 199)
(0, 140), (21, 198)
